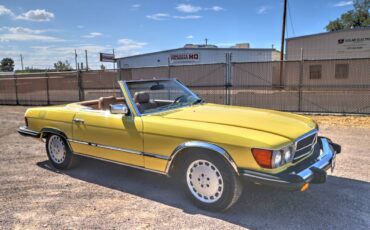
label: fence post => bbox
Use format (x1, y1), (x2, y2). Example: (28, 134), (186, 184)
(298, 48), (304, 112)
(14, 73), (19, 105)
(77, 70), (84, 101)
(118, 68), (122, 81)
(167, 57), (171, 78)
(45, 71), (50, 105)
(225, 53), (232, 105)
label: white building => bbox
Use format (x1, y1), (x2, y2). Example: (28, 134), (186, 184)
(117, 45), (280, 69)
(286, 27), (370, 60)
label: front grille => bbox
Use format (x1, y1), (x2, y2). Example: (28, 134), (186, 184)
(293, 131), (317, 162)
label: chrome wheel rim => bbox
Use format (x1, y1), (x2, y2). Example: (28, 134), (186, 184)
(48, 135), (66, 164)
(186, 159), (224, 203)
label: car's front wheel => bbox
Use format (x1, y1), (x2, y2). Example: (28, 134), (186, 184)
(182, 152), (243, 211)
(46, 134), (77, 170)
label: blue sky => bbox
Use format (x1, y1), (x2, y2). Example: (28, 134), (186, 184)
(0, 0), (355, 69)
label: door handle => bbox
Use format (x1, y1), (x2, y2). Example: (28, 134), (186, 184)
(72, 118), (85, 124)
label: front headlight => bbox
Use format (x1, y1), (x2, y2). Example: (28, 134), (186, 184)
(252, 144), (295, 169)
(272, 150), (283, 167)
(282, 146), (294, 163)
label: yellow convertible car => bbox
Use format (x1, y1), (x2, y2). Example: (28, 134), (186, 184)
(18, 79), (341, 211)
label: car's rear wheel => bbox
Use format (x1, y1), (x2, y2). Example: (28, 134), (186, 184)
(182, 152), (243, 211)
(46, 134), (77, 170)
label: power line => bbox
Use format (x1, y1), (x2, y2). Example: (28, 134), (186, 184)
(287, 0), (295, 36)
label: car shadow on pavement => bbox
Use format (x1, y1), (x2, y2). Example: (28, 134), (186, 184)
(37, 157), (370, 230)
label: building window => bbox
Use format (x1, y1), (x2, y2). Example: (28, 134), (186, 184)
(309, 65), (321, 79)
(335, 64), (349, 79)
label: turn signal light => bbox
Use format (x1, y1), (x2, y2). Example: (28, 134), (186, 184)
(301, 183), (310, 192)
(252, 148), (272, 169)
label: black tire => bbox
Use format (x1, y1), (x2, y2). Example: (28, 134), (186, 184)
(180, 151), (243, 212)
(45, 134), (77, 170)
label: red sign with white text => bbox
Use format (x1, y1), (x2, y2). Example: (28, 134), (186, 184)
(170, 53), (200, 63)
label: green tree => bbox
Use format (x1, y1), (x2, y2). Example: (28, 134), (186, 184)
(0, 57), (15, 72)
(53, 60), (73, 71)
(326, 0), (370, 31)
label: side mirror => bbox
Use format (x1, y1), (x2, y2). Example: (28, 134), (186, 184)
(110, 104), (129, 115)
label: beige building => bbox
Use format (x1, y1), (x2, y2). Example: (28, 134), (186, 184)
(286, 27), (370, 60)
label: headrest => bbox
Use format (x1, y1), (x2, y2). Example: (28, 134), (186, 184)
(99, 96), (115, 101)
(99, 96), (116, 107)
(134, 92), (150, 104)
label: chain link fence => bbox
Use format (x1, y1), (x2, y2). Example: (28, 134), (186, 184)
(0, 57), (369, 114)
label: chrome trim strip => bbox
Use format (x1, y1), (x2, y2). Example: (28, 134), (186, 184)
(73, 152), (167, 175)
(68, 139), (88, 145)
(100, 144), (142, 155)
(68, 138), (142, 155)
(68, 138), (169, 160)
(143, 152), (170, 160)
(165, 141), (239, 175)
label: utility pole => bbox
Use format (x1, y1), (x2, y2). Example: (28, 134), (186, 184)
(74, 49), (78, 70)
(279, 0), (288, 87)
(113, 48), (116, 71)
(20, 54), (24, 70)
(85, 50), (89, 71)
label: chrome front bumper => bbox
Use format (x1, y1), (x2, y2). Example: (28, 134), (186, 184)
(18, 126), (41, 138)
(240, 137), (341, 190)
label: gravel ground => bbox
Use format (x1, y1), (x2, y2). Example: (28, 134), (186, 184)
(0, 106), (369, 230)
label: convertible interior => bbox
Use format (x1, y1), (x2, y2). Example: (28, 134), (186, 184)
(77, 93), (173, 113)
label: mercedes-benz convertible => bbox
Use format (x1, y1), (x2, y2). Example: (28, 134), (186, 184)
(18, 79), (341, 211)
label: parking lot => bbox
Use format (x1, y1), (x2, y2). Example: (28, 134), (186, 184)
(0, 105), (369, 229)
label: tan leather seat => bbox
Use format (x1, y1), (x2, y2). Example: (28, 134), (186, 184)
(98, 96), (117, 110)
(134, 92), (157, 113)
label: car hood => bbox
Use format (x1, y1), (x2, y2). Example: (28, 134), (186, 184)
(159, 103), (316, 140)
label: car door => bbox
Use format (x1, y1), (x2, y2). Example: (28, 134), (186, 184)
(70, 110), (144, 167)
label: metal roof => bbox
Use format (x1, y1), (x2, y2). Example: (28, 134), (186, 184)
(286, 26), (370, 41)
(117, 47), (279, 60)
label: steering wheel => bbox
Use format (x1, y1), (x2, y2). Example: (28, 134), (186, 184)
(173, 95), (187, 104)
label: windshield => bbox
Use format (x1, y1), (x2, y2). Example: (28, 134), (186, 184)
(125, 79), (202, 115)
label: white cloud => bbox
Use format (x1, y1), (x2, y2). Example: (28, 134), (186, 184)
(173, 15), (202, 19)
(115, 39), (148, 58)
(176, 4), (202, 13)
(208, 6), (224, 12)
(0, 43), (119, 70)
(5, 26), (45, 34)
(0, 34), (63, 42)
(117, 38), (147, 51)
(0, 5), (14, 16)
(82, 32), (103, 38)
(17, 9), (54, 21)
(146, 13), (170, 20)
(186, 35), (194, 39)
(147, 13), (202, 20)
(257, 6), (272, 14)
(334, 1), (353, 7)
(131, 4), (141, 8)
(77, 25), (85, 29)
